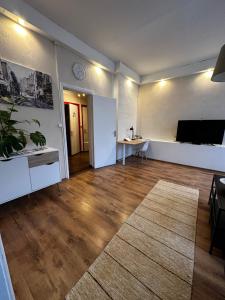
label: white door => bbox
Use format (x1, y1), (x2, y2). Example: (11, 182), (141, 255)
(0, 236), (15, 300)
(69, 104), (80, 155)
(92, 95), (117, 168)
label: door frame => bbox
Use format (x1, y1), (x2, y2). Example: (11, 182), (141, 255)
(59, 82), (95, 178)
(81, 104), (88, 151)
(64, 101), (82, 153)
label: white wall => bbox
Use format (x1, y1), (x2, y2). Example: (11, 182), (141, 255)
(138, 72), (225, 140)
(0, 14), (139, 176)
(0, 14), (119, 177)
(0, 14), (65, 176)
(114, 74), (139, 159)
(56, 46), (114, 98)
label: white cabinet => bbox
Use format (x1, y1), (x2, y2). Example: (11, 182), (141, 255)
(0, 157), (31, 204)
(0, 148), (61, 205)
(30, 162), (60, 192)
(0, 236), (15, 300)
(148, 139), (225, 172)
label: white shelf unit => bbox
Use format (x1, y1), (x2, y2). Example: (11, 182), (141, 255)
(146, 139), (225, 172)
(0, 148), (61, 205)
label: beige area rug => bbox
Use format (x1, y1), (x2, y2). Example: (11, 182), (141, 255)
(66, 180), (199, 300)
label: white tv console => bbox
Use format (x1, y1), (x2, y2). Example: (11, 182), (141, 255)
(147, 139), (225, 172)
(0, 147), (61, 205)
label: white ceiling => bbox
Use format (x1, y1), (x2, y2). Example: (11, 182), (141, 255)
(24, 0), (225, 76)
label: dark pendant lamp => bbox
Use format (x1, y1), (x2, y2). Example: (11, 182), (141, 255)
(211, 44), (225, 82)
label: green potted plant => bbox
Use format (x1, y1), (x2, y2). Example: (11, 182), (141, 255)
(0, 97), (46, 158)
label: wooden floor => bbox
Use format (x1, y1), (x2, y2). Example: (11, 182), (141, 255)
(68, 151), (90, 175)
(0, 158), (225, 300)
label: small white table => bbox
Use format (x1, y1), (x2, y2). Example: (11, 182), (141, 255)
(117, 139), (146, 165)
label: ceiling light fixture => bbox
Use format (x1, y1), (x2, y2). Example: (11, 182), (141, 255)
(82, 93), (85, 97)
(127, 78), (132, 86)
(78, 93), (81, 97)
(159, 79), (166, 86)
(95, 66), (102, 74)
(14, 23), (27, 35)
(18, 18), (25, 26)
(204, 68), (214, 79)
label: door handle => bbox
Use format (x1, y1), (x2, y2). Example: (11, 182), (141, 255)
(113, 130), (117, 137)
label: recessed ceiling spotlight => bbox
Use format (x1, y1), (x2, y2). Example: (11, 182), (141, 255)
(205, 68), (214, 78)
(14, 23), (27, 35)
(127, 78), (132, 86)
(18, 18), (25, 26)
(159, 79), (166, 86)
(78, 93), (81, 97)
(82, 93), (85, 97)
(95, 66), (102, 74)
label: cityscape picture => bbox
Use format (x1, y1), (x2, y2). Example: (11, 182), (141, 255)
(0, 58), (53, 109)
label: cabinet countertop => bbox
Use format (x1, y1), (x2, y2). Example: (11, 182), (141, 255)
(0, 147), (58, 161)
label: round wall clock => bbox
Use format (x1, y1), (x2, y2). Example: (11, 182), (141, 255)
(72, 63), (86, 81)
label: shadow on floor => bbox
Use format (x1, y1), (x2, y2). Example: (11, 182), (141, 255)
(69, 151), (90, 175)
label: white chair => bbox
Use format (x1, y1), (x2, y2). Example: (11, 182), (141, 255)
(136, 141), (150, 161)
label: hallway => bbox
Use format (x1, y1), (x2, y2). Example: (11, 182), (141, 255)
(68, 152), (90, 175)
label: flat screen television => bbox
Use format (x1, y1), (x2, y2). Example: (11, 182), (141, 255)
(176, 120), (225, 145)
